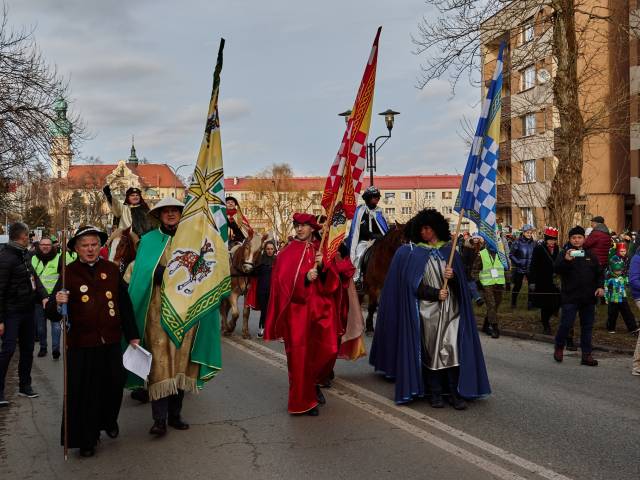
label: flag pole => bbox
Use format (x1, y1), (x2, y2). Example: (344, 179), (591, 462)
(60, 207), (69, 461)
(442, 208), (464, 291)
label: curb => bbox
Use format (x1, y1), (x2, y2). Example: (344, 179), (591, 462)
(498, 328), (635, 356)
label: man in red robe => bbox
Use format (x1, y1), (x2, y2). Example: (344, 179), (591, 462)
(264, 213), (342, 416)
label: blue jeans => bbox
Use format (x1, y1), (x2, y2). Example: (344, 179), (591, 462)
(34, 304), (60, 352)
(555, 303), (595, 354)
(0, 309), (35, 396)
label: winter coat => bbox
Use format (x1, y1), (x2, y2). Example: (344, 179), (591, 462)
(583, 224), (612, 267)
(554, 248), (604, 305)
(628, 253), (640, 300)
(509, 236), (535, 274)
(528, 242), (560, 310)
(0, 243), (48, 321)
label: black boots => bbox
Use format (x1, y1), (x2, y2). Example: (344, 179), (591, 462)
(491, 323), (500, 339)
(149, 420), (167, 437)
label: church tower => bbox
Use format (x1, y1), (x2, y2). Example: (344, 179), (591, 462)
(49, 96), (73, 178)
(127, 135), (139, 166)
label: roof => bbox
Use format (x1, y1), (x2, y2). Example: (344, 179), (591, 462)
(224, 174), (462, 192)
(66, 163), (184, 189)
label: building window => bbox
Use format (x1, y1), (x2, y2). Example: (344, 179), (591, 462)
(522, 18), (534, 44)
(240, 193), (248, 202)
(424, 191), (435, 200)
(401, 207), (412, 215)
(522, 159), (536, 183)
(521, 65), (536, 91)
(442, 191), (452, 200)
(279, 193), (289, 201)
(442, 206), (453, 214)
(384, 192), (395, 200)
(521, 207), (534, 226)
(402, 192), (412, 200)
(522, 113), (536, 137)
(384, 207), (395, 215)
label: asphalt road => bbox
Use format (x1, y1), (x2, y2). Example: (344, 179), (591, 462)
(1, 309), (639, 480)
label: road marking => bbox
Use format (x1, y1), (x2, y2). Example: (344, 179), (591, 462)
(224, 337), (573, 480)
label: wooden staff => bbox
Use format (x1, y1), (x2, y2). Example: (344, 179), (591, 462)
(60, 207), (69, 460)
(442, 209), (465, 291)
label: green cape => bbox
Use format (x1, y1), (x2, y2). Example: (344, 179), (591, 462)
(126, 228), (223, 390)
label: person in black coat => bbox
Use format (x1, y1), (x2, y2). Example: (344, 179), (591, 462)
(255, 241), (276, 338)
(0, 222), (48, 407)
(529, 227), (561, 335)
(553, 226), (604, 366)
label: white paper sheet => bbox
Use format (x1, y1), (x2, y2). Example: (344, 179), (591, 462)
(123, 344), (152, 380)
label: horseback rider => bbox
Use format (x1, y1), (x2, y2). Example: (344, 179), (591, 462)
(102, 185), (156, 238)
(347, 186), (389, 289)
(226, 196), (253, 248)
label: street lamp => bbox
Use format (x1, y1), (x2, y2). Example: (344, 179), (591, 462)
(338, 108), (400, 186)
(168, 164), (189, 198)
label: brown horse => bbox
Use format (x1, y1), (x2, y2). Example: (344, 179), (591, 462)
(220, 232), (267, 339)
(107, 227), (139, 275)
(359, 223), (406, 333)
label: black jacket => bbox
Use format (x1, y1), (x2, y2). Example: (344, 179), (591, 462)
(554, 248), (604, 305)
(529, 243), (560, 310)
(0, 244), (48, 322)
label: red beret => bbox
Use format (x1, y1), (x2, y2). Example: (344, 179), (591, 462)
(293, 213), (321, 231)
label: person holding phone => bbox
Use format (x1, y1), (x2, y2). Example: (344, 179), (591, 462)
(553, 226), (604, 366)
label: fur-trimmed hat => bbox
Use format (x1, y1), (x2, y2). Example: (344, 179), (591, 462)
(292, 212), (321, 231)
(67, 225), (108, 252)
(543, 226), (558, 239)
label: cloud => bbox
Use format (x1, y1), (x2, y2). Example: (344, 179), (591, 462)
(219, 98), (252, 122)
(72, 57), (165, 83)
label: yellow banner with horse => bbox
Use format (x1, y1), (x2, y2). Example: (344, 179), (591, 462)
(160, 38), (231, 349)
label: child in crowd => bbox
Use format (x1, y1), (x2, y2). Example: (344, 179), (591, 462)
(604, 255), (639, 334)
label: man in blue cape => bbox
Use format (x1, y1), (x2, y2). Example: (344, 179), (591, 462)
(369, 208), (490, 408)
(346, 186), (389, 289)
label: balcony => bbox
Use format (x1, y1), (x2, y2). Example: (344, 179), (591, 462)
(497, 184), (512, 207)
(499, 140), (511, 166)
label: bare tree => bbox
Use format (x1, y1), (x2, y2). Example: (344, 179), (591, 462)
(0, 6), (85, 211)
(242, 163), (316, 242)
(414, 0), (633, 237)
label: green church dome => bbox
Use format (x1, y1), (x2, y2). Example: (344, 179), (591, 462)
(49, 96), (72, 137)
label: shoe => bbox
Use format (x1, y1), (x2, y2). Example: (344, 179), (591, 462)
(553, 346), (564, 363)
(306, 407), (320, 416)
(449, 393), (467, 411)
(316, 385), (326, 405)
(149, 420), (167, 436)
(37, 348), (47, 358)
(105, 423), (119, 438)
(631, 328), (640, 337)
(131, 389), (149, 404)
(481, 318), (491, 335)
(490, 324), (500, 339)
(430, 394), (445, 408)
(581, 353), (598, 366)
(79, 447), (95, 457)
(0, 397), (8, 408)
(18, 387), (38, 398)
(52, 350), (60, 360)
(257, 328), (264, 338)
(168, 416), (190, 430)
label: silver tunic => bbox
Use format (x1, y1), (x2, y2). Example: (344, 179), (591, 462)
(420, 249), (460, 370)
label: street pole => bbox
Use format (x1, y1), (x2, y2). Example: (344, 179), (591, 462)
(168, 164), (189, 198)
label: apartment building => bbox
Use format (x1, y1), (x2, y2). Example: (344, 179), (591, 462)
(482, 1), (633, 232)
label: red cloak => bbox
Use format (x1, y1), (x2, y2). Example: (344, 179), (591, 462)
(264, 238), (341, 414)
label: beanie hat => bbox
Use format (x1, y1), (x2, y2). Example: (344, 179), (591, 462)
(592, 215), (605, 224)
(568, 225), (585, 238)
(543, 226), (558, 239)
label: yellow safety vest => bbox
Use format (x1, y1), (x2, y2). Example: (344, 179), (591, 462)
(479, 249), (505, 286)
(31, 252), (77, 294)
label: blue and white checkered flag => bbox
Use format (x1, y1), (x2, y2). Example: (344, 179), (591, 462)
(454, 42), (508, 268)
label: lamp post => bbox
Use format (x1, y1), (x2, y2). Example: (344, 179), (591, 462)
(168, 164), (189, 198)
(338, 108), (400, 186)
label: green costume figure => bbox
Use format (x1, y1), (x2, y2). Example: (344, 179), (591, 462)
(127, 197), (222, 436)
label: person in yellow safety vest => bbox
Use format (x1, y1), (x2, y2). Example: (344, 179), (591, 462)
(31, 236), (76, 359)
(472, 245), (505, 339)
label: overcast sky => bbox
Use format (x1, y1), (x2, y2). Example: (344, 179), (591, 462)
(9, 0), (480, 177)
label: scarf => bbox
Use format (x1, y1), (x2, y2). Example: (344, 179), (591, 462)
(8, 241), (27, 252)
(35, 248), (57, 264)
